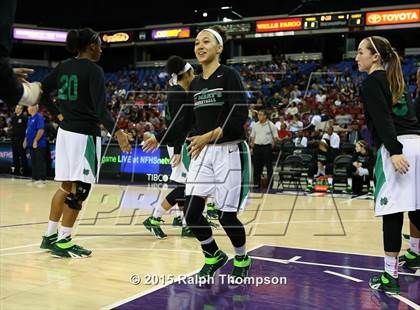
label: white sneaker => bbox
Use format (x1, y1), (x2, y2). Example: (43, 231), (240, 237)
(19, 82), (42, 106)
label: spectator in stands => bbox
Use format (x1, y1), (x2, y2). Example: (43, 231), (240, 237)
(315, 89), (326, 104)
(285, 102), (298, 116)
(23, 104), (47, 186)
(294, 130), (308, 148)
(250, 110), (278, 191)
(322, 126), (340, 154)
(308, 109), (322, 131)
(278, 123), (291, 141)
(347, 123), (360, 145)
(10, 104), (28, 175)
(288, 114), (303, 133)
(333, 94), (342, 107)
(290, 85), (301, 100)
(279, 97), (289, 109)
(266, 92), (281, 108)
(275, 115), (288, 130)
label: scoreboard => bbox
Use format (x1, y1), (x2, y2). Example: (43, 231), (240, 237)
(303, 13), (364, 30)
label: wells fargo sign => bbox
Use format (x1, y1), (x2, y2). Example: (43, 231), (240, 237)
(256, 18), (302, 32)
(366, 9), (420, 26)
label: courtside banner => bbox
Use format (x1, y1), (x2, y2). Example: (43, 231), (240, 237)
(0, 143), (170, 183)
(13, 27), (67, 43)
(256, 18), (302, 32)
(151, 27), (190, 40)
(101, 32), (133, 44)
(366, 9), (420, 26)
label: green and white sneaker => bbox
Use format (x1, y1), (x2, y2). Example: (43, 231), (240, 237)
(229, 255), (252, 285)
(51, 237), (92, 258)
(181, 226), (194, 238)
(40, 232), (57, 251)
(206, 203), (218, 219)
(143, 216), (167, 239)
(172, 216), (182, 227)
(305, 184), (314, 193)
(344, 185), (352, 194)
(198, 250), (228, 279)
(369, 272), (400, 295)
(327, 184), (334, 193)
(399, 249), (420, 269)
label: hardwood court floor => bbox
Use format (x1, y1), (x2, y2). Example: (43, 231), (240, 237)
(0, 178), (412, 309)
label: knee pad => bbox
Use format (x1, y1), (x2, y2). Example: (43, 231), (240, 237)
(166, 186), (185, 206)
(65, 181), (91, 210)
(382, 212), (403, 252)
(408, 210), (420, 231)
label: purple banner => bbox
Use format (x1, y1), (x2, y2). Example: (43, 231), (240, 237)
(151, 27), (190, 40)
(13, 27), (68, 43)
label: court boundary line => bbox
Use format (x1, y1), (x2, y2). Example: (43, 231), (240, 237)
(258, 243), (388, 258)
(324, 270), (363, 282)
(250, 255), (419, 277)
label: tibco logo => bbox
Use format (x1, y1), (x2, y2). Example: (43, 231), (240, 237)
(146, 174), (169, 182)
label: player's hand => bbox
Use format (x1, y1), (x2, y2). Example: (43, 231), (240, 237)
(13, 68), (34, 82)
(390, 154), (409, 174)
(142, 134), (159, 153)
(32, 141), (38, 149)
(171, 154), (181, 167)
(19, 81), (42, 106)
(115, 130), (132, 153)
(57, 114), (64, 122)
(187, 134), (209, 160)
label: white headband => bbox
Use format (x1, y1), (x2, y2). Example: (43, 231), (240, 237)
(202, 28), (223, 46)
(368, 37), (381, 58)
(169, 62), (192, 86)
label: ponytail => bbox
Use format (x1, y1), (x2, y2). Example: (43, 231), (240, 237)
(386, 49), (405, 103)
(66, 30), (79, 53)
